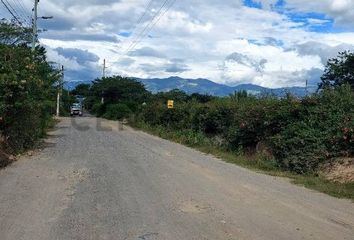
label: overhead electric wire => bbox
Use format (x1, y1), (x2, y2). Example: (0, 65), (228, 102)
(8, 1), (31, 27)
(1, 0), (23, 25)
(124, 0), (171, 55)
(9, 0), (27, 18)
(4, 0), (23, 23)
(5, 0), (27, 24)
(113, 0), (176, 74)
(1, 0), (31, 27)
(135, 0), (155, 28)
(125, 0), (176, 54)
(119, 0), (155, 55)
(15, 0), (30, 17)
(9, 0), (31, 26)
(125, 0), (169, 52)
(14, 0), (32, 26)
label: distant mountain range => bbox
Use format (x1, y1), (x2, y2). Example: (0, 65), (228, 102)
(65, 76), (317, 97)
(138, 77), (317, 97)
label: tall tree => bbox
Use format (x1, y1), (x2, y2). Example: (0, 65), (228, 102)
(0, 19), (32, 45)
(91, 76), (150, 104)
(72, 83), (91, 97)
(0, 20), (60, 152)
(320, 51), (354, 90)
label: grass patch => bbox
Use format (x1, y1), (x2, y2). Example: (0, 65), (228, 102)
(292, 176), (354, 200)
(199, 146), (354, 201)
(132, 121), (354, 202)
(47, 117), (60, 132)
(0, 116), (59, 169)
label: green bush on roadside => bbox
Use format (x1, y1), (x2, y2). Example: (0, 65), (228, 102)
(270, 85), (354, 173)
(0, 20), (61, 153)
(0, 46), (59, 153)
(103, 103), (132, 120)
(133, 85), (354, 174)
(91, 103), (105, 117)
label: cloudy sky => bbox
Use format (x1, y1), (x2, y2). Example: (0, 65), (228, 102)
(2, 0), (354, 88)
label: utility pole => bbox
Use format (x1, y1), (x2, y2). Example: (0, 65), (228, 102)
(31, 0), (53, 51)
(56, 65), (64, 117)
(101, 59), (106, 104)
(102, 59), (107, 78)
(32, 0), (38, 51)
(305, 79), (308, 96)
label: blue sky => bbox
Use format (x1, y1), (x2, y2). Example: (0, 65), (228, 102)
(2, 0), (353, 88)
(243, 0), (263, 9)
(245, 0), (335, 33)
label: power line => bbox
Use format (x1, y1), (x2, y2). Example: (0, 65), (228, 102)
(1, 0), (30, 27)
(135, 0), (155, 28)
(140, 0), (176, 40)
(125, 0), (170, 53)
(7, 0), (31, 27)
(124, 0), (173, 55)
(1, 0), (23, 25)
(15, 0), (32, 27)
(3, 0), (22, 23)
(125, 0), (176, 54)
(114, 0), (156, 63)
(9, 0), (27, 18)
(4, 0), (21, 19)
(113, 0), (176, 74)
(9, 0), (31, 26)
(124, 0), (170, 52)
(124, 0), (156, 45)
(14, 0), (30, 17)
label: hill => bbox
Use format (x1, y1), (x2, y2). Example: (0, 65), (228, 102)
(138, 77), (316, 97)
(65, 76), (316, 97)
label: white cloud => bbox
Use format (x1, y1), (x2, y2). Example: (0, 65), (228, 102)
(45, 47), (83, 71)
(286, 0), (354, 27)
(19, 0), (351, 87)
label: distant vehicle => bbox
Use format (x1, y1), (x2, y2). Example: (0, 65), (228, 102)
(75, 95), (85, 104)
(70, 103), (83, 117)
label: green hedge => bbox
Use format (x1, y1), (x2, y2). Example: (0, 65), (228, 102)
(136, 85), (354, 174)
(103, 103), (132, 120)
(0, 43), (59, 153)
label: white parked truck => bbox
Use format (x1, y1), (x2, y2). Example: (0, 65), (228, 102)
(70, 103), (83, 117)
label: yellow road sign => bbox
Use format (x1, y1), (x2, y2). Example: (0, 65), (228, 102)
(167, 100), (174, 109)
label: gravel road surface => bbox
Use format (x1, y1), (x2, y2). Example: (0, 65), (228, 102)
(0, 117), (354, 240)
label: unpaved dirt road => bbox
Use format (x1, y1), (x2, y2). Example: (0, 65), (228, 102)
(1, 117), (354, 240)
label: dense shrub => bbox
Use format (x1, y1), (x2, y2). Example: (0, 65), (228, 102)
(269, 85), (354, 173)
(140, 103), (164, 126)
(142, 103), (192, 129)
(192, 102), (233, 135)
(320, 51), (354, 90)
(91, 103), (106, 117)
(270, 122), (328, 173)
(0, 44), (59, 153)
(159, 106), (191, 129)
(133, 85), (354, 174)
(3, 102), (48, 151)
(84, 96), (97, 111)
(103, 104), (132, 120)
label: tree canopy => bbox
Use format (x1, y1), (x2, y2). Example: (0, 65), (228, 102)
(320, 51), (354, 91)
(0, 19), (32, 46)
(72, 83), (91, 97)
(91, 76), (150, 104)
(0, 19), (64, 152)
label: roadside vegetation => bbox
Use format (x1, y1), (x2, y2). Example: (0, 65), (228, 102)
(77, 51), (354, 200)
(0, 20), (72, 165)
